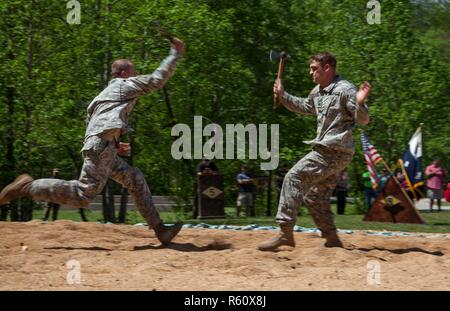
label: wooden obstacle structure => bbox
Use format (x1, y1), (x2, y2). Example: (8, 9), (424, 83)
(363, 176), (425, 224)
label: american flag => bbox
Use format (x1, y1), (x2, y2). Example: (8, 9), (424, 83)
(361, 132), (383, 189)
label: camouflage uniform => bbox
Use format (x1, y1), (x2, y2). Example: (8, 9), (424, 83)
(26, 48), (182, 228)
(276, 76), (369, 234)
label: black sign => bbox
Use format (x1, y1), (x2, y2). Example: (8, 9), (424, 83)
(197, 174), (225, 219)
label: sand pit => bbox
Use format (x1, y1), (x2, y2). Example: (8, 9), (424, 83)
(0, 220), (449, 291)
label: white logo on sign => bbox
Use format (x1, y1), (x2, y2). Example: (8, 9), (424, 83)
(202, 186), (223, 199)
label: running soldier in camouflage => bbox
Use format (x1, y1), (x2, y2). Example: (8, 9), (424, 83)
(258, 52), (371, 251)
(0, 38), (186, 245)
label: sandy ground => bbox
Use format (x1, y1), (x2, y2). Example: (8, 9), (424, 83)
(0, 220), (449, 291)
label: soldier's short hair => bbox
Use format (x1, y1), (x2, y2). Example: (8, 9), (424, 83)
(111, 59), (134, 77)
(309, 52), (337, 69)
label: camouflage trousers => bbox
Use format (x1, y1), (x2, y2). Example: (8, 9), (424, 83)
(26, 135), (161, 228)
(276, 145), (353, 235)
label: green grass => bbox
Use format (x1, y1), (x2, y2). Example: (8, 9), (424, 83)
(27, 204), (450, 234)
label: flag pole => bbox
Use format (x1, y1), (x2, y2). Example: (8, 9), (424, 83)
(381, 158), (417, 207)
(398, 158), (418, 201)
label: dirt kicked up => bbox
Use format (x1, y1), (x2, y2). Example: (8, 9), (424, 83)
(0, 220), (449, 291)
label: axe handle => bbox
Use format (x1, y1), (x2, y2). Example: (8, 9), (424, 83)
(273, 57), (286, 108)
(277, 57), (285, 80)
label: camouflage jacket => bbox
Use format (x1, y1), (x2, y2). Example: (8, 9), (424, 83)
(279, 76), (369, 153)
(82, 48), (182, 150)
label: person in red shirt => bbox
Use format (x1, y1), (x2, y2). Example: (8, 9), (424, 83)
(425, 159), (447, 212)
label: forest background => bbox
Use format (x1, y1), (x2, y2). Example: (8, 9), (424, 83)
(0, 0), (449, 219)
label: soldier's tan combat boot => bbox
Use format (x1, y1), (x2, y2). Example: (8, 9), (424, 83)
(154, 221), (183, 245)
(0, 174), (34, 206)
(258, 224), (295, 251)
(323, 231), (343, 248)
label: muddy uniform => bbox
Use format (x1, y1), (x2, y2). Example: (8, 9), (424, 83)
(26, 48), (182, 228)
(276, 76), (369, 235)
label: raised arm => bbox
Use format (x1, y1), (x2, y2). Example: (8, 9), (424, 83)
(274, 79), (315, 115)
(123, 38), (185, 99)
(345, 81), (371, 125)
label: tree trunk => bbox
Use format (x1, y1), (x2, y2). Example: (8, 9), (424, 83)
(10, 201), (19, 222)
(107, 180), (116, 223)
(64, 144), (83, 175)
(24, 1), (34, 138)
(162, 86), (177, 126)
(101, 187), (108, 223)
(0, 204), (10, 221)
(212, 87), (221, 124)
(5, 10), (17, 182)
(118, 187), (128, 223)
(19, 198), (33, 221)
(6, 83), (16, 182)
(101, 182), (116, 223)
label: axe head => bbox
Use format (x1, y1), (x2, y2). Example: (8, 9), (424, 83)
(269, 50), (288, 62)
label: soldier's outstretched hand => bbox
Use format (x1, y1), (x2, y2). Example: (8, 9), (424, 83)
(171, 37), (186, 54)
(356, 81), (372, 105)
(273, 78), (284, 98)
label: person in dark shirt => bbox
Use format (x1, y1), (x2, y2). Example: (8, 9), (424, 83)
(196, 158), (219, 175)
(236, 164), (255, 217)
